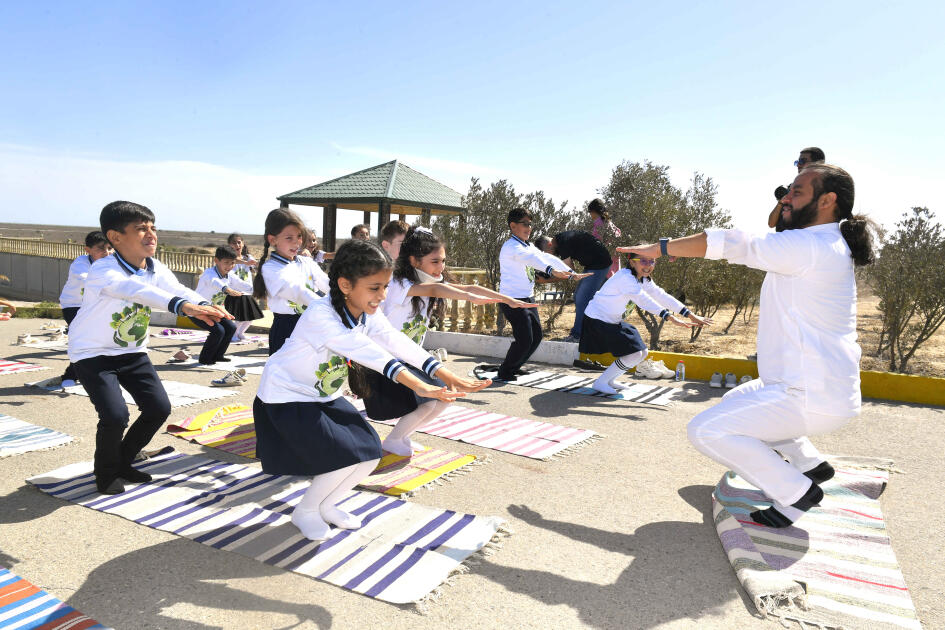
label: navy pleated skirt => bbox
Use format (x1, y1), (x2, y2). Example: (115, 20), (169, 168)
(362, 364), (445, 420)
(253, 396), (382, 476)
(578, 315), (647, 357)
(268, 313), (301, 355)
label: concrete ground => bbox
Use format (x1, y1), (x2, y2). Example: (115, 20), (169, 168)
(0, 316), (941, 630)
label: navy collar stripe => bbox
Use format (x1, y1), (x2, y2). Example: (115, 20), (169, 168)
(510, 235), (530, 247)
(270, 253), (294, 265)
(114, 251), (154, 276)
(340, 304), (367, 329)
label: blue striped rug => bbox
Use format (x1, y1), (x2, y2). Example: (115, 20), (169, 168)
(27, 448), (508, 604)
(0, 415), (73, 458)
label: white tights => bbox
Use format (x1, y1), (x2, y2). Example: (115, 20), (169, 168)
(233, 321), (252, 339)
(382, 400), (450, 456)
(291, 458), (379, 541)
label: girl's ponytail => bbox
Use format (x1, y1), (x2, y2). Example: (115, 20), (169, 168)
(252, 240), (271, 299)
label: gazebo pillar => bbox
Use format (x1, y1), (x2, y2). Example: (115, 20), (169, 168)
(420, 207), (431, 226)
(377, 201), (391, 234)
(323, 204), (337, 252)
(362, 210), (371, 227)
(398, 213), (406, 222)
(279, 200), (289, 209)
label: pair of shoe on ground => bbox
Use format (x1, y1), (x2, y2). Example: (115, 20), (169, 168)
(710, 372), (752, 389)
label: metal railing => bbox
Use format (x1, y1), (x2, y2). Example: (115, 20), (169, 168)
(0, 237), (214, 275)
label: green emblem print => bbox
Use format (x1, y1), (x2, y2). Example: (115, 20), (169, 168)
(110, 303), (152, 347)
(623, 300), (636, 321)
(288, 281), (316, 314)
(211, 291), (227, 305)
(235, 267), (249, 281)
(314, 354), (349, 397)
(401, 314), (428, 345)
(526, 266), (537, 282)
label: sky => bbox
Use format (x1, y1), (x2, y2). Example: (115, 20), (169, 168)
(1, 1), (943, 239)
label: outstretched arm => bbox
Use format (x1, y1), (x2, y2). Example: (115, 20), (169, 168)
(617, 232), (708, 260)
(451, 283), (538, 308)
(406, 282), (501, 305)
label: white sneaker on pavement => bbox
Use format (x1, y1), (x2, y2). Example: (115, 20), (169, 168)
(709, 372), (723, 388)
(724, 372), (737, 389)
(647, 359), (675, 379)
(634, 360), (664, 380)
(739, 375), (752, 385)
(211, 368), (247, 387)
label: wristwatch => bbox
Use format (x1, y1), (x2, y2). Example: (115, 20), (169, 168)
(659, 238), (670, 256)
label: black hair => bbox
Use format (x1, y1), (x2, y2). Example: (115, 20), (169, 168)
(624, 252), (649, 283)
(394, 227), (447, 322)
(226, 232), (242, 245)
(507, 207), (532, 228)
(587, 198), (611, 222)
(800, 147), (826, 162)
(215, 245), (238, 260)
(806, 164), (876, 266)
(351, 223), (370, 237)
(84, 230), (107, 248)
(534, 235), (553, 253)
(330, 239), (393, 398)
(100, 201), (155, 244)
(381, 219), (409, 242)
(252, 208), (307, 299)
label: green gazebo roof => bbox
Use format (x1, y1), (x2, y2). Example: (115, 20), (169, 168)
(278, 160), (464, 215)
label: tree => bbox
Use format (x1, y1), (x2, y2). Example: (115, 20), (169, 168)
(602, 162), (734, 348)
(872, 207), (945, 372)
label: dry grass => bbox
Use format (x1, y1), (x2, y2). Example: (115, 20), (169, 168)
(532, 289), (945, 377)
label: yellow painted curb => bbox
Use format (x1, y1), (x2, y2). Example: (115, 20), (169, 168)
(581, 351), (945, 407)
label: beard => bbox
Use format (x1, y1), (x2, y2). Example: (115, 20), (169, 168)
(778, 194), (821, 231)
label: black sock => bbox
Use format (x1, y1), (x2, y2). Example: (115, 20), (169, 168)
(750, 483), (824, 528)
(119, 466), (152, 483)
(96, 476), (126, 495)
(803, 461), (835, 484)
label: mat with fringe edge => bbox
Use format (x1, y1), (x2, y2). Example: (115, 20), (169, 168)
(0, 414), (74, 458)
(471, 365), (686, 406)
(351, 398), (600, 460)
(712, 460), (920, 630)
(151, 328), (266, 346)
(0, 360), (48, 376)
(27, 447), (507, 605)
(168, 355), (268, 375)
(166, 405), (481, 497)
(27, 378), (236, 408)
(0, 566), (109, 629)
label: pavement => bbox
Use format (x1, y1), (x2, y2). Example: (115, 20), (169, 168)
(0, 316), (942, 630)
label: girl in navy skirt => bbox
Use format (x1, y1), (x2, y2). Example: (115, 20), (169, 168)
(359, 226), (534, 455)
(253, 209), (329, 354)
(579, 252), (711, 393)
(254, 239), (492, 541)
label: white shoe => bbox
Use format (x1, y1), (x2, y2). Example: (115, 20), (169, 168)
(647, 359), (675, 379)
(210, 368), (247, 387)
(709, 372), (723, 388)
(15, 334), (39, 346)
(739, 375), (752, 385)
(633, 360), (664, 380)
(432, 348), (448, 362)
(724, 372), (737, 389)
(48, 331), (67, 343)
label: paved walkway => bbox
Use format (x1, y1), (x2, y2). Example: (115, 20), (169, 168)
(0, 316), (941, 629)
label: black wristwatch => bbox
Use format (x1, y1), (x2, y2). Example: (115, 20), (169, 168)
(659, 238), (670, 256)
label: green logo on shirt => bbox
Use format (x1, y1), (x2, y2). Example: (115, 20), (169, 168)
(314, 354), (348, 397)
(110, 303), (151, 347)
(287, 281), (315, 314)
(623, 301), (636, 321)
(235, 268), (249, 281)
(211, 291), (227, 305)
(526, 266), (536, 282)
(401, 314), (428, 345)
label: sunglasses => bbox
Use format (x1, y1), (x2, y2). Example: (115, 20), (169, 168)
(794, 157), (810, 167)
(516, 221), (533, 227)
(632, 257), (656, 265)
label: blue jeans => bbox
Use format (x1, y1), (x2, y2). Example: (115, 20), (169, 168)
(570, 267), (611, 338)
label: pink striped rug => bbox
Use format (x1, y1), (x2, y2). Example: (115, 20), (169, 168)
(0, 359), (47, 377)
(357, 400), (600, 460)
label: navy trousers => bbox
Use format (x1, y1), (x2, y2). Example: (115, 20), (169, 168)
(188, 316), (236, 364)
(497, 298), (541, 380)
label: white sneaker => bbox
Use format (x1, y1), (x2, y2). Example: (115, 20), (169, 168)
(15, 334), (39, 346)
(739, 375), (752, 385)
(48, 331), (67, 343)
(633, 360), (663, 380)
(211, 368), (247, 387)
(709, 372), (723, 388)
(724, 372), (737, 389)
(432, 348), (448, 362)
(647, 359), (675, 379)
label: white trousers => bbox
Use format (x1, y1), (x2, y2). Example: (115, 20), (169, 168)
(687, 378), (853, 507)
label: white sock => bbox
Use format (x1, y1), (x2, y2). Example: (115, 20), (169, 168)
(319, 459), (379, 529)
(594, 350), (646, 393)
(293, 467), (354, 540)
(382, 401), (447, 456)
(234, 321), (251, 339)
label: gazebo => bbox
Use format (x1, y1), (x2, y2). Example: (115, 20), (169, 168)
(277, 160), (465, 251)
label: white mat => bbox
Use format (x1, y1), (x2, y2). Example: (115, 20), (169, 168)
(28, 378), (237, 408)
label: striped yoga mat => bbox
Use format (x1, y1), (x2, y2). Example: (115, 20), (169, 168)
(171, 355), (268, 375)
(472, 365), (686, 405)
(0, 415), (73, 458)
(27, 448), (507, 605)
(358, 401), (600, 460)
(713, 462), (921, 629)
(166, 405), (481, 497)
(27, 379), (236, 408)
(152, 328), (266, 346)
(0, 360), (47, 377)
(0, 566), (108, 629)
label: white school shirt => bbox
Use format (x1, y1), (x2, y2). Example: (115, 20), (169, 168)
(261, 253), (330, 315)
(257, 296), (444, 403)
(195, 266), (254, 305)
(233, 262), (254, 283)
(705, 223), (861, 416)
(59, 255), (93, 308)
(67, 253), (208, 362)
(584, 269), (690, 324)
(382, 277), (431, 345)
(498, 235), (573, 298)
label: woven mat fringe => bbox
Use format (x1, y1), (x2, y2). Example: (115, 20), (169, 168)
(415, 522), (512, 614)
(0, 435), (76, 459)
(399, 455), (488, 498)
(547, 433), (605, 460)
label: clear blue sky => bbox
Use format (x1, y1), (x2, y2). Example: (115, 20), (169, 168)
(1, 1), (943, 237)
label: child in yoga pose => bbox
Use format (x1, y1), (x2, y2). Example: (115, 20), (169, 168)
(254, 238), (492, 541)
(579, 252), (709, 394)
(359, 226), (534, 455)
(253, 209), (330, 354)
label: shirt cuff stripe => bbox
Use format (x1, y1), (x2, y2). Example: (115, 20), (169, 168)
(422, 356), (443, 377)
(544, 265), (554, 276)
(679, 307), (691, 317)
(384, 359), (407, 382)
(659, 309), (670, 321)
(168, 297), (187, 315)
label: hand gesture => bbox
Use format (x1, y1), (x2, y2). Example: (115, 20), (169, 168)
(688, 313), (712, 327)
(413, 382), (467, 403)
(468, 294), (503, 305)
(505, 298), (539, 309)
(667, 315), (696, 328)
(182, 303), (233, 325)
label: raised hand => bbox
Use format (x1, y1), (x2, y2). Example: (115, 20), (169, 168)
(667, 315), (696, 328)
(414, 383), (467, 403)
(689, 313), (713, 327)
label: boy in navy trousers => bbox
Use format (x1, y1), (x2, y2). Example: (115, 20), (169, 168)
(68, 201), (231, 494)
